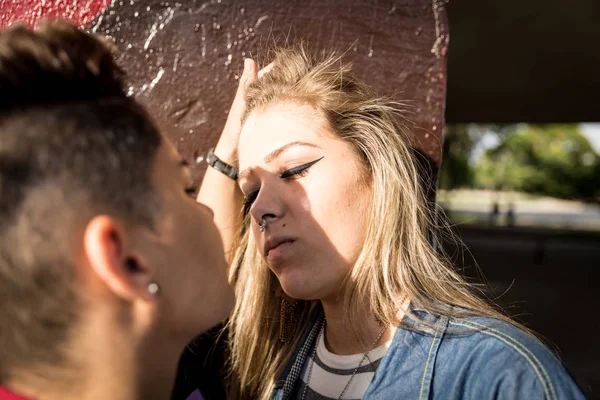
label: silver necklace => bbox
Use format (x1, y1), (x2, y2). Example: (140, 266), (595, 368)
(300, 320), (390, 400)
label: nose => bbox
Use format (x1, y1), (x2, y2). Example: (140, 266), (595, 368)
(200, 202), (215, 219)
(249, 184), (282, 230)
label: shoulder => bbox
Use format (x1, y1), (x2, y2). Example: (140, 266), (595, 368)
(435, 315), (585, 400)
(443, 315), (555, 368)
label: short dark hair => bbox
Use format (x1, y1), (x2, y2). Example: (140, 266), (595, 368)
(0, 21), (162, 381)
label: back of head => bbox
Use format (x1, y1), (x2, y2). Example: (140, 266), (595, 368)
(0, 20), (161, 382)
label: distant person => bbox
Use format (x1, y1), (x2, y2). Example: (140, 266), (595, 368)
(0, 21), (233, 400)
(490, 200), (500, 226)
(507, 201), (516, 227)
(193, 48), (586, 399)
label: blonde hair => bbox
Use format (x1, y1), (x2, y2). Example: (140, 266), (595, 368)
(227, 47), (514, 399)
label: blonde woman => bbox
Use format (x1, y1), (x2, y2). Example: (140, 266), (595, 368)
(197, 49), (585, 400)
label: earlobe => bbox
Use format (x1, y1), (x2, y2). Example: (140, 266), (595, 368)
(84, 216), (155, 301)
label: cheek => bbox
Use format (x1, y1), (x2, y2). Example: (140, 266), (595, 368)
(333, 180), (371, 242)
(173, 204), (217, 261)
(305, 175), (369, 241)
(317, 165), (369, 215)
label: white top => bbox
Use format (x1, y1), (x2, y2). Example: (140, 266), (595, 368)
(294, 328), (394, 400)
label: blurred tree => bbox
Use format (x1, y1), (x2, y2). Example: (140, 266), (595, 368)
(475, 125), (600, 203)
(439, 124), (474, 190)
(439, 124), (513, 190)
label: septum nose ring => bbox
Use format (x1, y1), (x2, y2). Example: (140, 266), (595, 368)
(259, 216), (268, 232)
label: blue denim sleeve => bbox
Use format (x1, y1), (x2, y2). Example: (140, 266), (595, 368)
(467, 346), (585, 400)
(437, 318), (586, 400)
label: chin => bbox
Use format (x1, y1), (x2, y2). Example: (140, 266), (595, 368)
(223, 287), (236, 314)
(277, 272), (328, 301)
(192, 285), (235, 335)
(213, 285), (236, 322)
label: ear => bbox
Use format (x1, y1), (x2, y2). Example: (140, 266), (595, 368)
(83, 215), (155, 302)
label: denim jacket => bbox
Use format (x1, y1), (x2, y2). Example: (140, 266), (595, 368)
(272, 307), (585, 400)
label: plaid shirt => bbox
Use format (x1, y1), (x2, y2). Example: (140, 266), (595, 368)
(274, 311), (324, 400)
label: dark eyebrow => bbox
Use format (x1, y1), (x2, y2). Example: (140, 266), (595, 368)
(263, 141), (320, 163)
(179, 159), (192, 181)
(238, 141), (321, 181)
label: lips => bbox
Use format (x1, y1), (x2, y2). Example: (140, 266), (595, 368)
(264, 237), (295, 259)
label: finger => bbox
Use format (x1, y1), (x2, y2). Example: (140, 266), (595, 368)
(223, 59), (256, 134)
(258, 62), (275, 79)
(241, 58), (258, 89)
(230, 58), (256, 107)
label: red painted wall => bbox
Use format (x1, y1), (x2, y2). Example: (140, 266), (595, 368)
(0, 0), (448, 196)
(0, 0), (111, 28)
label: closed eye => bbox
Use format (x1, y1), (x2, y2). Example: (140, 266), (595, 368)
(242, 190), (258, 215)
(279, 157), (324, 179)
(241, 157), (324, 215)
(185, 186), (197, 197)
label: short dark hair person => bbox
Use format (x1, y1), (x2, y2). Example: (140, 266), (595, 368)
(0, 20), (161, 381)
(0, 16), (236, 400)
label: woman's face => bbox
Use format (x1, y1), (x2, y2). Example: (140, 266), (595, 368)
(139, 138), (234, 337)
(238, 102), (372, 301)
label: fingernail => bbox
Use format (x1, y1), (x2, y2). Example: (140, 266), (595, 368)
(244, 58), (251, 72)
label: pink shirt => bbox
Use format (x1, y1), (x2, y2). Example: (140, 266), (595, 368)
(0, 387), (30, 400)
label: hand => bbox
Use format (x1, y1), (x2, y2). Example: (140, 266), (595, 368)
(198, 60), (273, 259)
(215, 60), (275, 161)
(214, 59), (258, 161)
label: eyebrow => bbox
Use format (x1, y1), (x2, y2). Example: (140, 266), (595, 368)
(179, 159), (192, 181)
(238, 141), (321, 181)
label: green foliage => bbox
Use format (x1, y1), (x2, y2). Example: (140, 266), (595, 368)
(439, 124), (513, 190)
(439, 124), (474, 190)
(474, 125), (600, 202)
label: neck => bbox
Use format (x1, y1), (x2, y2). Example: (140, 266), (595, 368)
(7, 302), (182, 400)
(320, 295), (407, 356)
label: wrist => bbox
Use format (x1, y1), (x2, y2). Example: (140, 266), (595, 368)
(213, 139), (238, 165)
(206, 147), (239, 180)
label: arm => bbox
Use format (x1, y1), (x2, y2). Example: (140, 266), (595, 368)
(462, 333), (587, 400)
(197, 59), (257, 263)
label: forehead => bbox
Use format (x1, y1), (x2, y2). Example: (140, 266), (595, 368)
(238, 102), (331, 167)
(152, 135), (187, 183)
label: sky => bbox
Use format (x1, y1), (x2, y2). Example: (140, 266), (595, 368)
(580, 123), (600, 153)
(468, 123), (600, 163)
